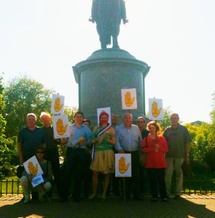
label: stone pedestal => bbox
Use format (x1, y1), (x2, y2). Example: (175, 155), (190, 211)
(73, 49), (150, 125)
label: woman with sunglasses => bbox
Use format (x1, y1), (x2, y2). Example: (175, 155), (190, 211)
(20, 145), (53, 203)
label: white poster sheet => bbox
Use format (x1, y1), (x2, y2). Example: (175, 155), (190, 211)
(51, 94), (65, 115)
(115, 154), (132, 177)
(148, 98), (164, 120)
(96, 107), (111, 126)
(52, 114), (70, 139)
(23, 155), (44, 187)
(121, 88), (137, 110)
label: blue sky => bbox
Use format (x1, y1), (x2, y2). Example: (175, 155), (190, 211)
(1, 0), (215, 123)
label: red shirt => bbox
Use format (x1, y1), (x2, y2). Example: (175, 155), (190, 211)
(142, 136), (168, 169)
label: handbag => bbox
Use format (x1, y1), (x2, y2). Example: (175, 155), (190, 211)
(16, 165), (24, 179)
(140, 137), (148, 166)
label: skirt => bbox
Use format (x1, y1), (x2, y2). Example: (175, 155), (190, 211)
(90, 149), (115, 174)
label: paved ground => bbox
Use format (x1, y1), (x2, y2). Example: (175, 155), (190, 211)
(0, 194), (215, 218)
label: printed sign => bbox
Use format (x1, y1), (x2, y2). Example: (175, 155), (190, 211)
(97, 107), (111, 126)
(52, 114), (70, 139)
(115, 154), (132, 177)
(51, 94), (65, 115)
(121, 88), (137, 110)
(148, 98), (163, 120)
(23, 156), (44, 187)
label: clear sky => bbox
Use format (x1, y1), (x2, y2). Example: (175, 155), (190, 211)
(1, 0), (215, 123)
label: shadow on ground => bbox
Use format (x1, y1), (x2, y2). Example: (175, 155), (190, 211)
(0, 196), (215, 218)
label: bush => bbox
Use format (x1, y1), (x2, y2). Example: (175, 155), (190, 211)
(190, 160), (211, 175)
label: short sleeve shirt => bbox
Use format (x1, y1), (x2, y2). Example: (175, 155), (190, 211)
(163, 124), (191, 158)
(18, 126), (45, 161)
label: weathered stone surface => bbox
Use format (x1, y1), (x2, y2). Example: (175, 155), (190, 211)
(73, 49), (150, 125)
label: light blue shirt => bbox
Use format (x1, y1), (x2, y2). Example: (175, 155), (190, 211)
(115, 124), (142, 152)
(67, 124), (91, 149)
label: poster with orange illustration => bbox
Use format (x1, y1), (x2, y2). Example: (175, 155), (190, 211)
(115, 154), (132, 177)
(121, 88), (137, 110)
(97, 107), (111, 126)
(23, 155), (44, 187)
(51, 94), (65, 115)
(148, 98), (164, 120)
(52, 114), (70, 139)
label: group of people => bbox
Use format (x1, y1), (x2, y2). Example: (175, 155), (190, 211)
(17, 111), (191, 203)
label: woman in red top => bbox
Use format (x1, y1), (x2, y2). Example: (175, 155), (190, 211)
(142, 121), (168, 202)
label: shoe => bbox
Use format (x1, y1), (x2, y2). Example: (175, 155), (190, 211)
(23, 197), (30, 204)
(133, 197), (144, 201)
(162, 198), (168, 202)
(114, 192), (120, 196)
(89, 194), (96, 200)
(174, 195), (181, 200)
(102, 195), (106, 200)
(74, 198), (80, 202)
(39, 191), (45, 201)
(151, 198), (158, 202)
(139, 194), (144, 200)
(58, 197), (68, 202)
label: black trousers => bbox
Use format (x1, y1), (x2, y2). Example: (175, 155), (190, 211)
(61, 148), (89, 201)
(147, 168), (166, 199)
(124, 150), (140, 199)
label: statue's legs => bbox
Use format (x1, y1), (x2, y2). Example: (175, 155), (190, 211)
(112, 36), (119, 49)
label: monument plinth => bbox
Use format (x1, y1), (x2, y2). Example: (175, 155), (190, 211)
(73, 48), (150, 124)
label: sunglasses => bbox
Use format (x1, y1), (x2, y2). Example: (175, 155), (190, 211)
(137, 121), (145, 123)
(36, 151), (44, 154)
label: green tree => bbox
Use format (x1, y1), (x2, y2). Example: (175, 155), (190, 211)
(4, 76), (53, 138)
(204, 92), (215, 172)
(159, 107), (173, 131)
(64, 106), (78, 123)
(0, 77), (14, 166)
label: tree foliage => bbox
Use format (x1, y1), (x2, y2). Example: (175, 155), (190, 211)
(0, 77), (14, 166)
(4, 76), (53, 138)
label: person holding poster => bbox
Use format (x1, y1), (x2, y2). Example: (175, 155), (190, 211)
(20, 145), (53, 203)
(115, 113), (143, 201)
(142, 121), (168, 202)
(40, 112), (62, 198)
(60, 111), (92, 202)
(137, 116), (149, 200)
(90, 111), (116, 200)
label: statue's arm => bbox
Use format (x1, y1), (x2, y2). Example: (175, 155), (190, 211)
(89, 0), (98, 23)
(120, 0), (128, 24)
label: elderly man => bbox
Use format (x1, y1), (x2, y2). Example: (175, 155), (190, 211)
(18, 113), (45, 200)
(40, 112), (62, 199)
(18, 113), (45, 164)
(163, 113), (191, 199)
(115, 113), (143, 201)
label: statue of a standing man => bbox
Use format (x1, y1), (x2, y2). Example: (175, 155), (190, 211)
(89, 0), (128, 49)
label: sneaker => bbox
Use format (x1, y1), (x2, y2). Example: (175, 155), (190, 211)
(151, 198), (158, 202)
(139, 194), (144, 200)
(39, 192), (45, 201)
(23, 196), (30, 204)
(174, 195), (181, 200)
(162, 198), (168, 202)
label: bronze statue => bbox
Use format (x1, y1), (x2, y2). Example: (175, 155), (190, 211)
(89, 0), (128, 49)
